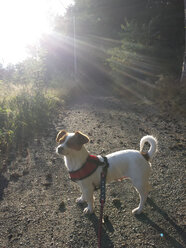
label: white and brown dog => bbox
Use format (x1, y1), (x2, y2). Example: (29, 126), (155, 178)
(56, 130), (157, 214)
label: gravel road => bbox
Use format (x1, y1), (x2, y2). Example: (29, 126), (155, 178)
(0, 93), (185, 248)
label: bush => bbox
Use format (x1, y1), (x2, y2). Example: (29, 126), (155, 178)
(106, 19), (183, 84)
(0, 105), (14, 154)
(0, 88), (59, 159)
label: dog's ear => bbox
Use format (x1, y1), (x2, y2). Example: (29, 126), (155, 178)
(75, 131), (89, 145)
(56, 130), (67, 143)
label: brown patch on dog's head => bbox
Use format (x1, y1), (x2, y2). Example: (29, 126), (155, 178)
(56, 130), (67, 143)
(75, 131), (89, 144)
(66, 131), (89, 151)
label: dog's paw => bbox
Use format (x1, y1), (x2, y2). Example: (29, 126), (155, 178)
(83, 207), (93, 215)
(76, 196), (85, 204)
(132, 208), (142, 215)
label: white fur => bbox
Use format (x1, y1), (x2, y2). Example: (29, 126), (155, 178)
(140, 135), (157, 161)
(56, 133), (157, 214)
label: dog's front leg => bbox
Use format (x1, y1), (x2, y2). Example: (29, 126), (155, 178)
(83, 190), (94, 214)
(77, 187), (94, 214)
(76, 184), (87, 204)
(76, 195), (86, 204)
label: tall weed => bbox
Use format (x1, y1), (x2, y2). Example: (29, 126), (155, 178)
(0, 88), (59, 161)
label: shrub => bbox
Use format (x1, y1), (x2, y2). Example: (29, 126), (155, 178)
(0, 88), (59, 159)
(106, 19), (183, 84)
(0, 105), (14, 154)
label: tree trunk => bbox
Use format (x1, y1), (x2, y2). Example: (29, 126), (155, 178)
(181, 0), (186, 83)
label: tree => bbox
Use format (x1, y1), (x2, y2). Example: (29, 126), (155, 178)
(45, 0), (185, 86)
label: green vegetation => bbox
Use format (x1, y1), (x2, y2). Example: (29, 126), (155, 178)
(0, 87), (59, 159)
(55, 0), (184, 81)
(106, 3), (184, 83)
(0, 58), (61, 163)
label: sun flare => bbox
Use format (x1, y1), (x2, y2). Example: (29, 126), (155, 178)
(0, 0), (73, 65)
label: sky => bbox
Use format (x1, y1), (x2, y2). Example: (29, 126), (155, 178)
(0, 0), (74, 66)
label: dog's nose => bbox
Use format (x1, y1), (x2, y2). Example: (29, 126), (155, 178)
(57, 146), (64, 154)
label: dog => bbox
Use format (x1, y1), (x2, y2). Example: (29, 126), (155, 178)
(56, 130), (157, 214)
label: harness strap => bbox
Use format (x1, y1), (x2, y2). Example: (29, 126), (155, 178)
(69, 155), (101, 182)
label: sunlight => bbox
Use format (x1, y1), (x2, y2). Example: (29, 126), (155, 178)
(0, 0), (73, 65)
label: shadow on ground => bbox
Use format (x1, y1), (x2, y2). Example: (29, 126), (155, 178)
(136, 198), (186, 248)
(87, 213), (114, 248)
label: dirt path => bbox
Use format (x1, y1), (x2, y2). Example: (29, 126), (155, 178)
(0, 94), (185, 248)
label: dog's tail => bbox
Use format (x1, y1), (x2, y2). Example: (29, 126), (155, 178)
(140, 135), (157, 162)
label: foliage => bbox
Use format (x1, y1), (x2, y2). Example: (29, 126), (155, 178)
(106, 1), (184, 83)
(107, 20), (183, 81)
(0, 54), (60, 160)
(0, 88), (58, 158)
(51, 0), (184, 87)
(0, 105), (14, 153)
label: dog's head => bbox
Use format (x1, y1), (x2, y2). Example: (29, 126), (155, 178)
(56, 130), (89, 156)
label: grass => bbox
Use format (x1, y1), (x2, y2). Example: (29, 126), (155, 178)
(0, 82), (61, 167)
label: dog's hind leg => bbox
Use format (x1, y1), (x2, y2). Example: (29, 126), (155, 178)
(132, 181), (150, 215)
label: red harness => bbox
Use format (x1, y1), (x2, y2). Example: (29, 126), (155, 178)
(69, 155), (102, 181)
